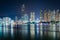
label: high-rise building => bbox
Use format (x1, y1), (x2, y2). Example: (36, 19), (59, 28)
(40, 10), (43, 22)
(21, 4), (28, 23)
(47, 10), (51, 22)
(59, 13), (60, 21)
(44, 10), (48, 22)
(23, 14), (28, 23)
(21, 4), (26, 16)
(55, 10), (59, 21)
(51, 10), (55, 21)
(30, 12), (35, 23)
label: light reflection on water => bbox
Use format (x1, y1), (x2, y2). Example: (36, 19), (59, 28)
(0, 23), (60, 40)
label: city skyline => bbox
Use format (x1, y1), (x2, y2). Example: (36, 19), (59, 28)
(0, 9), (60, 25)
(0, 0), (60, 40)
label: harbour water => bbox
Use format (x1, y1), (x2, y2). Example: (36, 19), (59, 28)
(0, 22), (60, 40)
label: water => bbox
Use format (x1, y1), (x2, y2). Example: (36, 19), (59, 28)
(0, 23), (60, 40)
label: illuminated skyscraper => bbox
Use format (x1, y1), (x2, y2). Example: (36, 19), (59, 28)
(20, 4), (26, 24)
(44, 10), (48, 22)
(47, 10), (51, 22)
(59, 13), (60, 21)
(55, 10), (59, 21)
(40, 10), (43, 22)
(21, 4), (26, 16)
(21, 4), (29, 23)
(51, 10), (55, 21)
(23, 14), (28, 23)
(30, 12), (35, 23)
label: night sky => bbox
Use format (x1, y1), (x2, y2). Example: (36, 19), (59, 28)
(0, 0), (60, 19)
